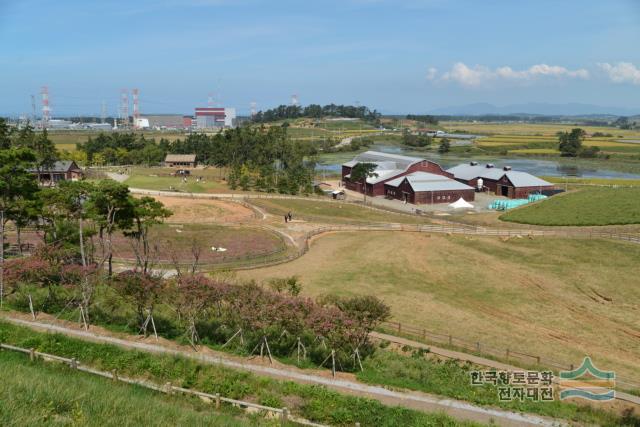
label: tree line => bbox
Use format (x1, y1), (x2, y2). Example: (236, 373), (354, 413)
(251, 104), (381, 124)
(1, 117), (391, 368)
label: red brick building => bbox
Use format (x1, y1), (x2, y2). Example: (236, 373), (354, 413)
(342, 151), (454, 197)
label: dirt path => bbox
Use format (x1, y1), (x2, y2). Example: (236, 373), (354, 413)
(2, 315), (561, 427)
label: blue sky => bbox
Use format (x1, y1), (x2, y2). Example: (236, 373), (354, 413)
(1, 0), (640, 116)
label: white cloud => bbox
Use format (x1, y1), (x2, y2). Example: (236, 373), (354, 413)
(431, 62), (590, 86)
(598, 62), (640, 85)
(425, 67), (438, 80)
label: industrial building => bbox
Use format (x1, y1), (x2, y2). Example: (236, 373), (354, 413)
(194, 107), (236, 129)
(384, 172), (475, 204)
(447, 162), (554, 199)
(141, 114), (188, 130)
(341, 151), (454, 198)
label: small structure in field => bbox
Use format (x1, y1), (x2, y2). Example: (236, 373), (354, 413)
(165, 154), (197, 168)
(30, 160), (84, 186)
(447, 162), (554, 199)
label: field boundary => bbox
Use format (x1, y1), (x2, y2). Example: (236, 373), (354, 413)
(377, 321), (640, 395)
(0, 341), (327, 427)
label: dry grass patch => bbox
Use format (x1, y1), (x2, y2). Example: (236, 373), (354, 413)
(240, 231), (640, 380)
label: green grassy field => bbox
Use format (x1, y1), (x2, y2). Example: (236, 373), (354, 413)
(122, 166), (234, 193)
(0, 321), (477, 427)
(249, 198), (429, 224)
(0, 350), (261, 426)
(500, 187), (640, 226)
(240, 232), (640, 381)
(539, 176), (640, 187)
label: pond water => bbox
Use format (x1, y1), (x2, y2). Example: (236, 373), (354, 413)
(316, 144), (640, 179)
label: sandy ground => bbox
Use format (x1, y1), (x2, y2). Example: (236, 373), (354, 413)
(146, 195), (255, 223)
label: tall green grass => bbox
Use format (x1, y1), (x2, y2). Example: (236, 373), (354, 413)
(0, 350), (264, 426)
(0, 321), (478, 427)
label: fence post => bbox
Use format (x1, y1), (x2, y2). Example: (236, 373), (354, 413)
(506, 348), (510, 360)
(70, 358), (78, 369)
(476, 342), (481, 353)
(215, 393), (221, 409)
(29, 348), (35, 362)
(164, 382), (172, 395)
(448, 335), (452, 346)
(536, 356), (540, 365)
(112, 369), (118, 382)
(422, 329), (426, 339)
(398, 322), (402, 334)
(281, 407), (289, 426)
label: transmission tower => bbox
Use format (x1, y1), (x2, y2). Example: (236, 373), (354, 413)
(41, 86), (50, 128)
(132, 88), (140, 127)
(101, 101), (107, 123)
(120, 89), (129, 127)
(31, 95), (36, 124)
(250, 101), (257, 117)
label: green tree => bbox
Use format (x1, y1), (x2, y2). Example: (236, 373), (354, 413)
(0, 148), (38, 307)
(350, 162), (378, 202)
(438, 138), (451, 154)
(87, 181), (133, 276)
(125, 197), (172, 274)
(0, 118), (12, 149)
(558, 128), (585, 157)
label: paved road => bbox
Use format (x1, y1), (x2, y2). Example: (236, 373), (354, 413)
(3, 316), (561, 427)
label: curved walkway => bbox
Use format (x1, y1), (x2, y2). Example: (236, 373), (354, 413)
(3, 315), (562, 427)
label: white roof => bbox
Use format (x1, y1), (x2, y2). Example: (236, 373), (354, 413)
(447, 163), (552, 187)
(449, 197), (474, 209)
(385, 171), (474, 192)
(343, 151), (426, 184)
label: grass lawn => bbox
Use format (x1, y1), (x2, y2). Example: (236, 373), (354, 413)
(539, 176), (640, 187)
(124, 166), (232, 193)
(249, 198), (429, 224)
(239, 232), (640, 381)
(0, 350), (261, 426)
(500, 187), (640, 226)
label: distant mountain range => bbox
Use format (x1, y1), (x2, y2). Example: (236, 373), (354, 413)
(428, 102), (639, 117)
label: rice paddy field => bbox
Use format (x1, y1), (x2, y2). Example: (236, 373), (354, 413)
(239, 232), (640, 381)
(440, 121), (640, 159)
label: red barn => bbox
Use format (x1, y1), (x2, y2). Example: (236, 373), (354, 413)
(384, 172), (475, 204)
(342, 151), (453, 197)
(447, 163), (554, 199)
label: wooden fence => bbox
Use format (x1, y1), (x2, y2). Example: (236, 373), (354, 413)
(0, 342), (330, 427)
(378, 321), (640, 392)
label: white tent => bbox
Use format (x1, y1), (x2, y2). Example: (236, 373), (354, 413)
(449, 197), (474, 209)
